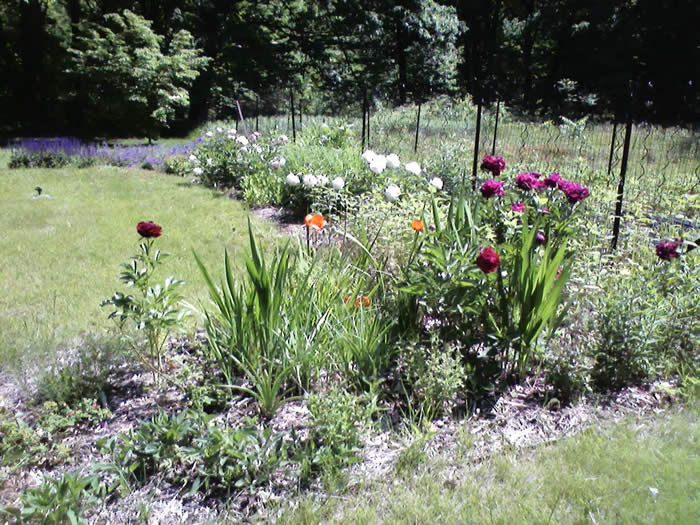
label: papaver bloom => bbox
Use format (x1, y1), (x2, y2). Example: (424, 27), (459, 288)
(303, 174), (319, 187)
(270, 157), (286, 170)
(655, 240), (680, 261)
(331, 177), (345, 190)
(286, 173), (300, 186)
(355, 296), (371, 308)
(193, 167), (203, 176)
(515, 172), (545, 190)
(411, 219), (424, 232)
(137, 221), (162, 238)
(361, 150), (377, 164)
(476, 247), (500, 273)
(304, 213), (327, 231)
(480, 179), (505, 198)
(480, 155), (506, 176)
(369, 155), (387, 174)
(317, 175), (329, 186)
(511, 202), (526, 213)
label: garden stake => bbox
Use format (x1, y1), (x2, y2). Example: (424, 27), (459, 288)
(491, 100), (500, 155)
(611, 115), (633, 251)
(472, 102), (482, 190)
(414, 103), (421, 153)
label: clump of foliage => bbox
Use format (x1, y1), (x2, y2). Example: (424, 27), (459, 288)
(67, 9), (208, 140)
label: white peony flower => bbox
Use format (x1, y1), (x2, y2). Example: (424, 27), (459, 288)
(405, 161), (421, 176)
(430, 177), (444, 191)
(270, 157), (286, 170)
(384, 184), (401, 202)
(386, 153), (401, 169)
(253, 144), (263, 154)
(236, 135), (249, 146)
(206, 158), (213, 166)
(205, 131), (214, 137)
(317, 175), (329, 186)
(278, 134), (289, 144)
(331, 177), (345, 190)
(286, 173), (300, 186)
(216, 126), (223, 133)
(369, 154), (387, 174)
(361, 150), (377, 164)
(189, 154), (199, 163)
(303, 174), (318, 187)
(193, 167), (203, 176)
(228, 128), (237, 135)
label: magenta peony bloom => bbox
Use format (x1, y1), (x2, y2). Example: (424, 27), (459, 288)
(515, 172), (545, 190)
(559, 180), (590, 203)
(511, 202), (526, 213)
(480, 179), (506, 198)
(544, 173), (563, 188)
(655, 240), (680, 261)
(476, 247), (500, 273)
(480, 155), (506, 177)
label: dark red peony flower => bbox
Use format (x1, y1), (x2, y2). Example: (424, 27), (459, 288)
(476, 247), (500, 273)
(137, 221), (162, 238)
(655, 240), (680, 261)
(515, 172), (545, 190)
(480, 155), (506, 177)
(480, 179), (506, 198)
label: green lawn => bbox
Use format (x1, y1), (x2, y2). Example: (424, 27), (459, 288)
(0, 159), (276, 369)
(276, 405), (700, 524)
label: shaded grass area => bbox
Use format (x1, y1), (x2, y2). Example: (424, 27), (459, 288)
(0, 163), (275, 369)
(276, 405), (699, 524)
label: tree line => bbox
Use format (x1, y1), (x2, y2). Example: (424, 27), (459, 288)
(1, 0), (697, 138)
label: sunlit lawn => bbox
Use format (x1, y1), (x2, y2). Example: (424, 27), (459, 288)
(276, 404), (700, 524)
(0, 156), (276, 368)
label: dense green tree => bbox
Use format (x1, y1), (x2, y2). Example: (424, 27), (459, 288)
(67, 9), (208, 139)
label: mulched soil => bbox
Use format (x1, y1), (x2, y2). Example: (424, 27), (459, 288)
(0, 334), (681, 524)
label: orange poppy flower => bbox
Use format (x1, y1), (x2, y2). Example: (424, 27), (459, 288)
(411, 219), (424, 232)
(304, 213), (327, 231)
(354, 295), (371, 308)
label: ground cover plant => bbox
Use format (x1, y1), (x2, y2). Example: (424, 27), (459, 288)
(1, 103), (697, 522)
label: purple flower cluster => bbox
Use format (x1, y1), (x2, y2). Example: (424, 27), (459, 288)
(655, 240), (680, 261)
(512, 169), (590, 204)
(11, 136), (201, 171)
(480, 179), (506, 198)
(480, 155), (506, 177)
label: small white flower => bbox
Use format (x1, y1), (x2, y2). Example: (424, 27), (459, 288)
(384, 184), (401, 202)
(386, 153), (400, 169)
(253, 144), (263, 154)
(331, 177), (345, 190)
(405, 161), (421, 176)
(193, 167), (203, 176)
(249, 133), (259, 142)
(270, 157), (286, 170)
(189, 154), (199, 163)
(216, 126), (223, 133)
(303, 174), (318, 187)
(236, 135), (249, 146)
(369, 154), (387, 174)
(240, 146), (249, 153)
(206, 158), (213, 166)
(317, 175), (329, 186)
(205, 131), (214, 137)
(430, 177), (444, 191)
(286, 173), (300, 186)
(361, 150), (377, 164)
(278, 134), (289, 144)
(228, 128), (237, 135)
